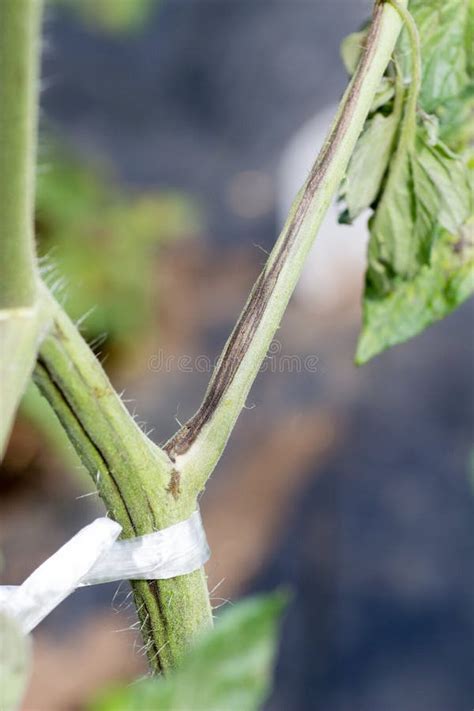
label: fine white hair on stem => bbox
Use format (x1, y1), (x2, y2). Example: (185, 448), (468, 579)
(88, 332), (108, 352)
(253, 242), (270, 256)
(211, 597), (233, 610)
(75, 306), (97, 330)
(209, 577), (226, 596)
(148, 640), (170, 665)
(75, 490), (99, 500)
(26, 0), (406, 671)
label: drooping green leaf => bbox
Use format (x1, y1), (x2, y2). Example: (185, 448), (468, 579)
(338, 1), (473, 362)
(406, 0), (474, 153)
(437, 84), (474, 153)
(364, 141), (415, 294)
(397, 0), (470, 113)
(91, 593), (287, 711)
(339, 0), (472, 223)
(421, 0), (474, 153)
(0, 613), (31, 711)
(365, 128), (471, 297)
(339, 110), (399, 223)
(415, 135), (471, 234)
(359, 123), (472, 361)
(340, 0), (473, 147)
(356, 222), (474, 364)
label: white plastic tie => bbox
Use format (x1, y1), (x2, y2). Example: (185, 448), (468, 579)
(0, 510), (209, 634)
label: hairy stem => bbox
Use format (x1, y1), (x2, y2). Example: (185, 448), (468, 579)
(34, 287), (211, 672)
(0, 0), (48, 458)
(165, 0), (406, 494)
(32, 0), (404, 674)
(0, 0), (41, 307)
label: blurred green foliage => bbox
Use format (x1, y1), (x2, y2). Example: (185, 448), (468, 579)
(91, 592), (287, 711)
(50, 0), (159, 34)
(18, 142), (200, 469)
(36, 142), (200, 355)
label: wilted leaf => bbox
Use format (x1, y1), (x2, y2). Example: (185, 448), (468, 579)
(91, 593), (287, 711)
(437, 85), (474, 153)
(401, 0), (474, 154)
(340, 110), (399, 223)
(415, 136), (471, 234)
(364, 130), (416, 295)
(397, 0), (470, 113)
(365, 127), (471, 297)
(359, 123), (472, 362)
(356, 222), (474, 363)
(338, 1), (473, 362)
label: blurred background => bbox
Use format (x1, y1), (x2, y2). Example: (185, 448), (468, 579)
(1, 0), (473, 709)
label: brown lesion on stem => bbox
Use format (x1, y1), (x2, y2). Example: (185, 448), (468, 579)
(34, 356), (138, 533)
(34, 355), (170, 672)
(164, 1), (384, 461)
(166, 468), (182, 499)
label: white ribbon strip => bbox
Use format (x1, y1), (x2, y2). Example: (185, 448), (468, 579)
(0, 510), (210, 634)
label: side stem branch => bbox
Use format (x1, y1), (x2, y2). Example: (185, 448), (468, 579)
(34, 288), (211, 672)
(165, 0), (406, 494)
(32, 0), (405, 674)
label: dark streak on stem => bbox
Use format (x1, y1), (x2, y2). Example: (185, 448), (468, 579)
(33, 357), (164, 672)
(164, 3), (384, 460)
(35, 358), (137, 533)
(166, 468), (181, 499)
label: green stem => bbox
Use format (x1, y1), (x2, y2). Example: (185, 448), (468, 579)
(33, 0), (405, 675)
(0, 0), (47, 459)
(0, 0), (41, 307)
(164, 0), (406, 494)
(34, 287), (211, 672)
